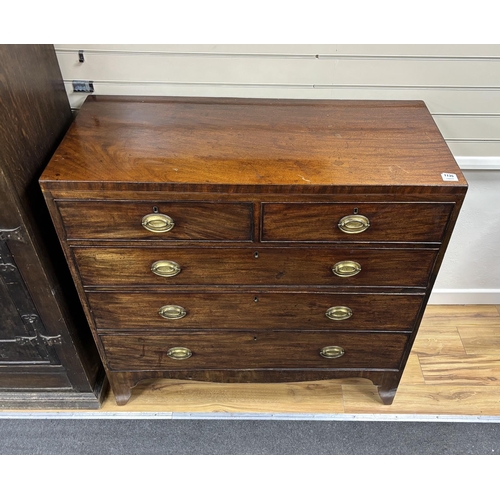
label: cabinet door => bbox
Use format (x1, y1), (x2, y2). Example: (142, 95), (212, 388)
(0, 234), (60, 366)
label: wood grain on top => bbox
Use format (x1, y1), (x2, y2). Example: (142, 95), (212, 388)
(39, 96), (467, 192)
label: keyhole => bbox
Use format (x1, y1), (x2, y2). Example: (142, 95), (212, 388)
(353, 207), (358, 215)
(254, 252), (259, 259)
(254, 337), (257, 341)
(254, 296), (259, 303)
(153, 206), (159, 213)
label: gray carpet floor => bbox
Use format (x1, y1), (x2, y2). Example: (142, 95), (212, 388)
(0, 419), (499, 454)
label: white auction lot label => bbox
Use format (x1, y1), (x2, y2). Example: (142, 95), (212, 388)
(441, 173), (459, 181)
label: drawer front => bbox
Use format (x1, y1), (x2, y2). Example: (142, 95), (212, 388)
(100, 332), (409, 371)
(74, 246), (438, 288)
(57, 201), (253, 241)
(261, 202), (453, 242)
(88, 291), (424, 331)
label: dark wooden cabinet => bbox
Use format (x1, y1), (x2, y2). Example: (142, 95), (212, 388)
(39, 96), (467, 406)
(0, 45), (105, 408)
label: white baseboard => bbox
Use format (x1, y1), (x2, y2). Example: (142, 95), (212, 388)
(455, 156), (500, 170)
(429, 289), (500, 305)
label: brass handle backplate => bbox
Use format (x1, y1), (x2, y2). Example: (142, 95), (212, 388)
(338, 214), (370, 234)
(151, 260), (181, 278)
(326, 306), (353, 321)
(159, 305), (186, 320)
(167, 347), (192, 360)
(332, 260), (362, 277)
(320, 346), (345, 359)
(142, 213), (175, 233)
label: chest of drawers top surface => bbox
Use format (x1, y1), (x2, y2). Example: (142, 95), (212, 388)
(40, 96), (467, 193)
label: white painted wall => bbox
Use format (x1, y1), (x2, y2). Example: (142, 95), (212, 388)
(54, 44), (500, 303)
(431, 161), (500, 304)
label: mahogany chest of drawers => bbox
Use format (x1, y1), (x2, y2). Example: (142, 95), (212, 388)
(40, 96), (468, 405)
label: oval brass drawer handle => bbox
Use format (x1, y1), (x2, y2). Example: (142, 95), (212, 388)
(338, 214), (370, 234)
(151, 260), (181, 278)
(326, 306), (353, 321)
(142, 213), (175, 233)
(320, 346), (345, 359)
(332, 260), (361, 277)
(167, 347), (192, 360)
(159, 305), (186, 320)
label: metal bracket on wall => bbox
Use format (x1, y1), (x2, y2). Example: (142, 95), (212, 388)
(78, 50), (84, 63)
(72, 80), (94, 93)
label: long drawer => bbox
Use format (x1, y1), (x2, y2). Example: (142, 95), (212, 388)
(57, 201), (253, 241)
(87, 291), (424, 331)
(100, 331), (409, 371)
(261, 202), (453, 242)
(74, 246), (438, 288)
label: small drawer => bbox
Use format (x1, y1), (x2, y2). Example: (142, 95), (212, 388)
(88, 291), (424, 332)
(99, 331), (409, 371)
(261, 202), (453, 243)
(74, 246), (438, 288)
(57, 201), (253, 241)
